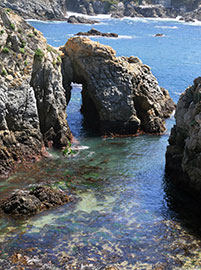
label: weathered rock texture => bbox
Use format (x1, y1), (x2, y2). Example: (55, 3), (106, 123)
(62, 37), (175, 135)
(1, 186), (71, 216)
(0, 0), (67, 20)
(166, 77), (201, 191)
(0, 9), (71, 175)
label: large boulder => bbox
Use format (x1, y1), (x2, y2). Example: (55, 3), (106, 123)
(0, 0), (67, 20)
(0, 8), (72, 175)
(1, 186), (71, 216)
(166, 77), (201, 192)
(62, 37), (175, 135)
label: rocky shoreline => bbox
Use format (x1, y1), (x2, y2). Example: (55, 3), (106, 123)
(0, 8), (175, 177)
(0, 0), (201, 22)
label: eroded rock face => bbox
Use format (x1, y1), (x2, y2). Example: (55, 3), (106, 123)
(62, 37), (175, 135)
(0, 0), (67, 20)
(0, 9), (71, 174)
(1, 186), (71, 216)
(166, 77), (201, 191)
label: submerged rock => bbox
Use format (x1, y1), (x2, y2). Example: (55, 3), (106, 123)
(67, 15), (99, 24)
(1, 186), (71, 216)
(62, 37), (175, 135)
(166, 77), (201, 192)
(75, 28), (118, 37)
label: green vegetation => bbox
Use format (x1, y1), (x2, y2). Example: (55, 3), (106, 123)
(34, 48), (45, 61)
(1, 69), (7, 76)
(2, 47), (9, 53)
(19, 48), (25, 54)
(34, 30), (38, 36)
(47, 45), (58, 54)
(10, 23), (15, 31)
(62, 142), (77, 156)
(21, 40), (26, 48)
(0, 30), (4, 35)
(28, 33), (34, 38)
(24, 60), (28, 66)
(6, 8), (11, 13)
(18, 28), (22, 33)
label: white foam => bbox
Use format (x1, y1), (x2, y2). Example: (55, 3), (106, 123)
(155, 25), (178, 29)
(72, 145), (89, 151)
(66, 11), (111, 20)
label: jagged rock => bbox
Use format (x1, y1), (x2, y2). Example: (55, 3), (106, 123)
(67, 15), (99, 24)
(0, 0), (67, 20)
(62, 37), (175, 135)
(75, 28), (118, 38)
(1, 186), (71, 216)
(0, 8), (72, 175)
(166, 77), (201, 192)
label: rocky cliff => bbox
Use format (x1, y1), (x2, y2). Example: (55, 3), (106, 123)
(0, 8), (175, 175)
(0, 8), (72, 175)
(61, 37), (175, 135)
(166, 77), (201, 192)
(0, 0), (67, 20)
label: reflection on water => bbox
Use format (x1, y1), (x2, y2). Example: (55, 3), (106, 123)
(0, 88), (201, 269)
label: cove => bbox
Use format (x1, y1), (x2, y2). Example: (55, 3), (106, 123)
(1, 16), (201, 269)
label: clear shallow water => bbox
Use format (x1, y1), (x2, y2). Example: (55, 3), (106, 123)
(1, 17), (201, 269)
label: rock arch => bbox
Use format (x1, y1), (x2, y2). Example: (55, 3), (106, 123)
(61, 37), (175, 135)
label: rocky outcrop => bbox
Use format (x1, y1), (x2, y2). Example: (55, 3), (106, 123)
(75, 28), (118, 38)
(180, 6), (201, 22)
(0, 8), (72, 175)
(61, 37), (175, 135)
(1, 186), (72, 216)
(166, 77), (201, 192)
(0, 0), (67, 20)
(67, 15), (99, 24)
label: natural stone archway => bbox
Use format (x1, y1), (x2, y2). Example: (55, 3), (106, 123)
(61, 37), (175, 135)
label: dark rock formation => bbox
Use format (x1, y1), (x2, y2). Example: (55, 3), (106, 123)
(0, 0), (67, 20)
(1, 186), (71, 216)
(67, 15), (99, 24)
(62, 37), (175, 135)
(154, 33), (164, 37)
(0, 8), (72, 175)
(166, 77), (201, 192)
(75, 28), (118, 38)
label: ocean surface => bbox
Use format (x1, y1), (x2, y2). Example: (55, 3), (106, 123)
(1, 15), (201, 269)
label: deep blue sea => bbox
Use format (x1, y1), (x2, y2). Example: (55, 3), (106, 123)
(1, 16), (201, 269)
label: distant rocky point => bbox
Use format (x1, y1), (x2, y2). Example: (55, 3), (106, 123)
(67, 15), (99, 24)
(75, 28), (118, 37)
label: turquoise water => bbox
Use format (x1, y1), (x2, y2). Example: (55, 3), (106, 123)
(1, 17), (201, 269)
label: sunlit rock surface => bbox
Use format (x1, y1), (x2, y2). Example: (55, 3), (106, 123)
(62, 36), (175, 135)
(0, 8), (72, 175)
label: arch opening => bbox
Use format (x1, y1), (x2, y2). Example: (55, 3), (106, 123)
(66, 83), (101, 137)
